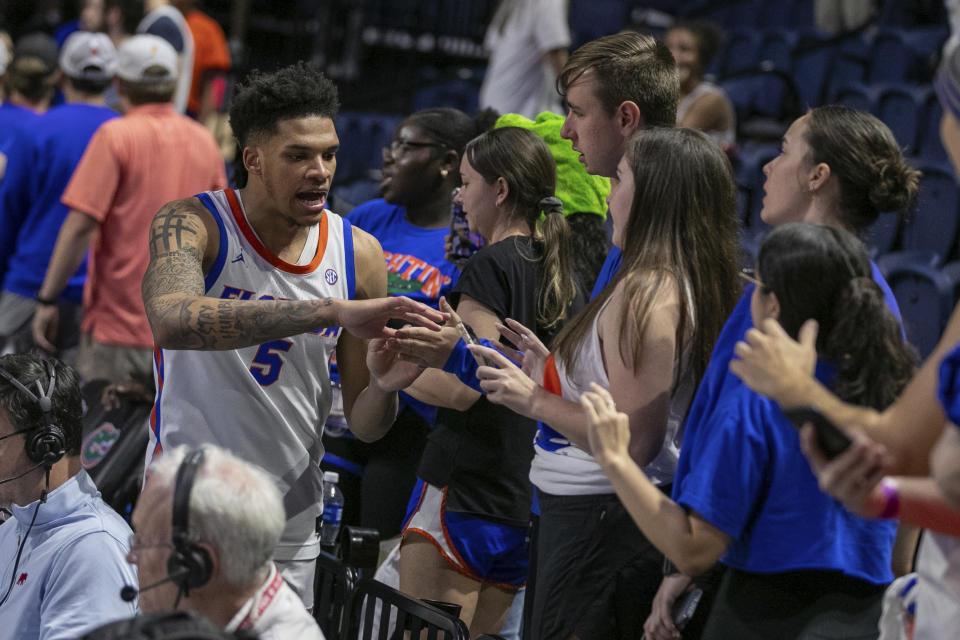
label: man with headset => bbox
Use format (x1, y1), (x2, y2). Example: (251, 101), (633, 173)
(0, 353), (137, 639)
(128, 444), (323, 639)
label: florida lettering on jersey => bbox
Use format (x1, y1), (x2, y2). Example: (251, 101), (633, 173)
(384, 251), (452, 298)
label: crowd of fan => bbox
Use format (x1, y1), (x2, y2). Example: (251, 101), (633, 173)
(2, 2), (960, 640)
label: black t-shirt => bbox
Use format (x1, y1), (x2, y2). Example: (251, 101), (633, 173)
(418, 236), (559, 526)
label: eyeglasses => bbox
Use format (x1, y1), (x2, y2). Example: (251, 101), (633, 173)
(739, 268), (763, 287)
(383, 140), (446, 158)
(127, 533), (174, 560)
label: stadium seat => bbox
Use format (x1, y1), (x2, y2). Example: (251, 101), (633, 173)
(757, 29), (798, 72)
(901, 163), (960, 264)
(824, 38), (869, 102)
(865, 211), (903, 258)
(832, 82), (875, 114)
(791, 30), (835, 109)
(916, 90), (949, 164)
(334, 112), (403, 183)
(720, 29), (761, 76)
(876, 83), (922, 154)
(569, 0), (630, 48)
(876, 251), (957, 358)
(412, 78), (480, 114)
(868, 28), (912, 84)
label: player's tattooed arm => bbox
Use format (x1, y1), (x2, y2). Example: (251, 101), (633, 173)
(142, 198), (342, 350)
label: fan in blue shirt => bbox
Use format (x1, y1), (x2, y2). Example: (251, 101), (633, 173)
(0, 32), (118, 354)
(583, 223), (918, 639)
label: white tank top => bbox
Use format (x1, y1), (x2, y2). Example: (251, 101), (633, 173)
(148, 189), (354, 558)
(530, 296), (696, 496)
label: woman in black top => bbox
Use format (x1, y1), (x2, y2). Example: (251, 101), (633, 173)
(384, 126), (576, 635)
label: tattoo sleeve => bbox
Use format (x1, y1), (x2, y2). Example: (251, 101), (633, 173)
(142, 200), (339, 350)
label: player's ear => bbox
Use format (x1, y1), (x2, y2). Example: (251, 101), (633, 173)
(243, 147), (262, 176)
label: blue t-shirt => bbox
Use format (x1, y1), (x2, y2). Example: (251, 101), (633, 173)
(347, 199), (460, 424)
(0, 103), (118, 302)
(673, 363), (896, 583)
(348, 199), (459, 306)
(0, 102), (38, 162)
(675, 262), (901, 462)
(938, 340), (960, 427)
(590, 245), (622, 299)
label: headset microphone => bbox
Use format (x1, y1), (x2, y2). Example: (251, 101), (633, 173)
(120, 566), (191, 602)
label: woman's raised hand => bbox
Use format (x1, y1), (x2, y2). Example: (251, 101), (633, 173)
(581, 383), (632, 468)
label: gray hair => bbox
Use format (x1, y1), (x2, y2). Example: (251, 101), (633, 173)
(147, 444), (286, 588)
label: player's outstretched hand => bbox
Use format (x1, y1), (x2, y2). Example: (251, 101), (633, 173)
(388, 297), (462, 368)
(338, 296), (446, 340)
(581, 383), (631, 469)
(729, 317), (818, 407)
(367, 337), (425, 392)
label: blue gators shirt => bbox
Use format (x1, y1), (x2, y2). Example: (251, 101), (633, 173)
(673, 362), (897, 584)
(0, 103), (118, 301)
(348, 199), (460, 424)
(674, 261), (902, 478)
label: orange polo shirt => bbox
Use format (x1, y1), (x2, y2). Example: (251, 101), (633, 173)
(62, 102), (226, 347)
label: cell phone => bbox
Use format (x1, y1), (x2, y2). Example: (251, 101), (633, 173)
(783, 406), (853, 460)
(453, 318), (487, 367)
(449, 188), (478, 266)
(672, 586), (703, 629)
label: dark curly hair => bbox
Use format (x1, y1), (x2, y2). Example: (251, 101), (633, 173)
(757, 223), (916, 410)
(0, 354), (83, 457)
(229, 62), (340, 187)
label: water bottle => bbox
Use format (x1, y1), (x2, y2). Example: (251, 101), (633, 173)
(319, 471), (344, 547)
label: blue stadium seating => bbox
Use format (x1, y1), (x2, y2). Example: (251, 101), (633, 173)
(900, 163), (960, 265)
(757, 29), (798, 72)
(877, 251), (957, 358)
(868, 28), (913, 84)
(876, 83), (922, 154)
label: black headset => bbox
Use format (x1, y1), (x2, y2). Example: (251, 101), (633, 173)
(168, 448), (213, 598)
(0, 359), (66, 468)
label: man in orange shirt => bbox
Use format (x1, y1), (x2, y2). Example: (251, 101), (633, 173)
(33, 34), (226, 384)
(172, 0), (231, 121)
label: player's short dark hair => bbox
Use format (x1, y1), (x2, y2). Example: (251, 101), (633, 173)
(229, 61), (340, 150)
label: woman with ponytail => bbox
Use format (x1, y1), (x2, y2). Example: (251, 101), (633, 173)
(323, 107), (494, 541)
(383, 126), (577, 634)
(471, 126), (741, 639)
(583, 222), (916, 639)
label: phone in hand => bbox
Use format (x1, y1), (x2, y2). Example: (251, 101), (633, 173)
(783, 406), (853, 460)
(672, 586), (703, 629)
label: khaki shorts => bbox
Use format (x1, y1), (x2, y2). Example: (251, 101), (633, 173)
(76, 332), (153, 384)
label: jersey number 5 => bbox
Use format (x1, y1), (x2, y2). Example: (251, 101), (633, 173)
(250, 340), (293, 385)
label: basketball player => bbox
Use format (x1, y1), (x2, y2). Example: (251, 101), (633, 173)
(139, 62), (445, 606)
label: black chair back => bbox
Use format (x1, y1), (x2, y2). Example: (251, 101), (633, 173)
(314, 550), (353, 640)
(347, 578), (470, 640)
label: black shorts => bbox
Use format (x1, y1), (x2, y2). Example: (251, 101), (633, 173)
(528, 490), (667, 640)
(702, 567), (885, 640)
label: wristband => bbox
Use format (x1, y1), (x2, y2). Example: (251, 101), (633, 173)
(35, 296), (57, 306)
(878, 477), (901, 519)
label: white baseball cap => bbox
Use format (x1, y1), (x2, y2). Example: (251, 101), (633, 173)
(60, 31), (118, 81)
(116, 34), (177, 83)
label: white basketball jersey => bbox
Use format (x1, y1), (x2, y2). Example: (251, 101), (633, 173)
(149, 189), (354, 554)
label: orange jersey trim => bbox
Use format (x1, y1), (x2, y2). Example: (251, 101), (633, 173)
(224, 189), (327, 274)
